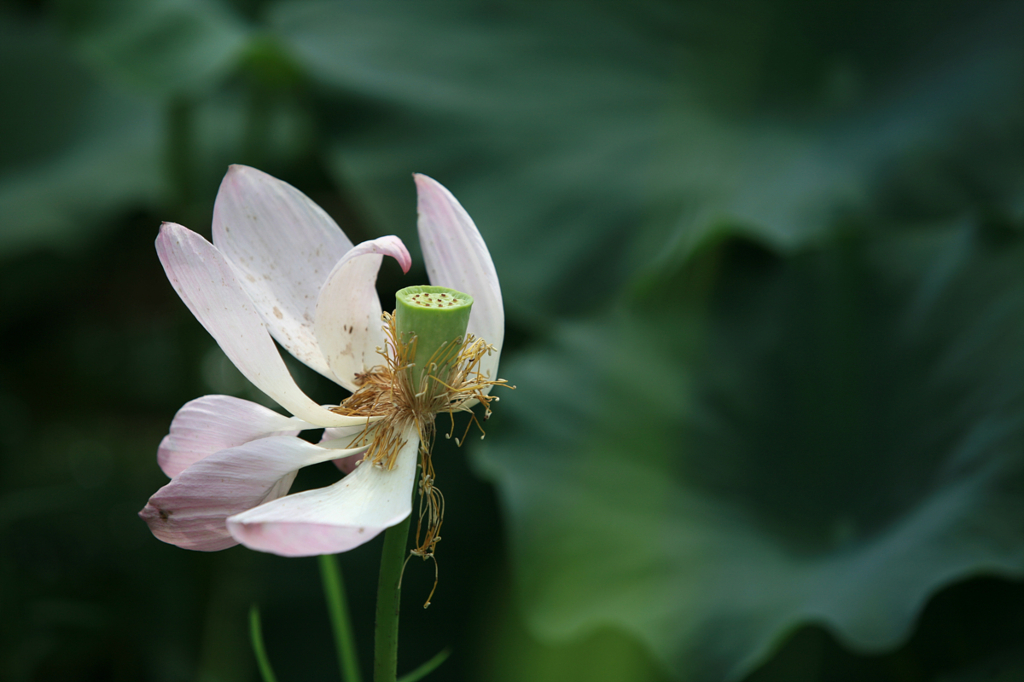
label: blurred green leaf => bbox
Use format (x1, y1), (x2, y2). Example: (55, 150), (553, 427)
(56, 0), (250, 96)
(268, 0), (1023, 321)
(0, 14), (165, 256)
(474, 221), (1024, 681)
(481, 608), (669, 682)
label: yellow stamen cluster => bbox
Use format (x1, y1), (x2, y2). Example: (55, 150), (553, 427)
(330, 311), (512, 583)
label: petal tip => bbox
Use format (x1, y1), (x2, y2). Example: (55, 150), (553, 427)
(413, 173), (445, 199)
(155, 222), (181, 251)
(218, 165), (263, 200)
(224, 163), (256, 179)
(138, 501), (165, 528)
(157, 222), (191, 241)
(396, 240), (412, 273)
(372, 235), (413, 274)
(413, 174), (468, 228)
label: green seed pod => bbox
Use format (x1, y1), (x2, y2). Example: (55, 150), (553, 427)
(394, 285), (473, 397)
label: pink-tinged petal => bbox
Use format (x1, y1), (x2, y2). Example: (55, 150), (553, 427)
(156, 222), (377, 429)
(158, 395), (309, 478)
(320, 427), (369, 474)
(212, 165), (353, 381)
(315, 236), (412, 390)
(415, 174), (504, 386)
(227, 427), (419, 556)
(140, 436), (365, 551)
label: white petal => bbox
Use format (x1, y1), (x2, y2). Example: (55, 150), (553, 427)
(318, 425), (375, 449)
(315, 236), (412, 390)
(158, 395), (310, 478)
(227, 427), (419, 556)
(140, 436), (363, 551)
(415, 174), (504, 386)
(320, 427), (370, 474)
(212, 165), (353, 380)
(156, 222), (377, 428)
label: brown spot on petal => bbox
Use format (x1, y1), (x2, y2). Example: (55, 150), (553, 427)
(273, 306), (283, 320)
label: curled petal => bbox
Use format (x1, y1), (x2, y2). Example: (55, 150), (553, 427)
(227, 427), (419, 556)
(315, 236), (412, 390)
(140, 436), (364, 551)
(213, 165), (353, 380)
(156, 222), (377, 428)
(159, 395), (308, 478)
(415, 174), (504, 386)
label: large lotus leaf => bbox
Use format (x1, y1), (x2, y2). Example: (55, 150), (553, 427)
(267, 0), (1023, 320)
(473, 221), (1024, 681)
(55, 0), (249, 96)
(0, 14), (164, 256)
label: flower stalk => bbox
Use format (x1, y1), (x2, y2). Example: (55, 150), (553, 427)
(373, 289), (472, 681)
(374, 511), (413, 682)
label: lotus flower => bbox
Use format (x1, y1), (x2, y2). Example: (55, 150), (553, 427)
(140, 166), (503, 557)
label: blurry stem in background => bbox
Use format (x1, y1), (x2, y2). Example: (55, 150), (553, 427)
(248, 605), (279, 682)
(238, 34), (309, 169)
(397, 648), (451, 682)
(166, 95), (194, 207)
(320, 553), (364, 682)
(374, 512), (413, 682)
(243, 84), (271, 171)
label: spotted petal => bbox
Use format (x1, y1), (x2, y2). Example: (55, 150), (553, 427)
(158, 395), (309, 478)
(156, 222), (375, 428)
(227, 426), (419, 556)
(315, 235), (412, 391)
(213, 165), (353, 380)
(415, 174), (504, 385)
(140, 436), (365, 551)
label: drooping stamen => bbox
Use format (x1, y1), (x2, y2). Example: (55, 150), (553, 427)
(326, 288), (513, 604)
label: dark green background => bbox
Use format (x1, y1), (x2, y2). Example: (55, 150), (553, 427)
(1, 1), (1021, 680)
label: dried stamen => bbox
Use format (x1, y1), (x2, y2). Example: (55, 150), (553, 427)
(327, 308), (513, 604)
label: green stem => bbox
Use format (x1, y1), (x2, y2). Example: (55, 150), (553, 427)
(249, 605), (279, 682)
(374, 513), (413, 682)
(319, 554), (363, 682)
(167, 95), (194, 208)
